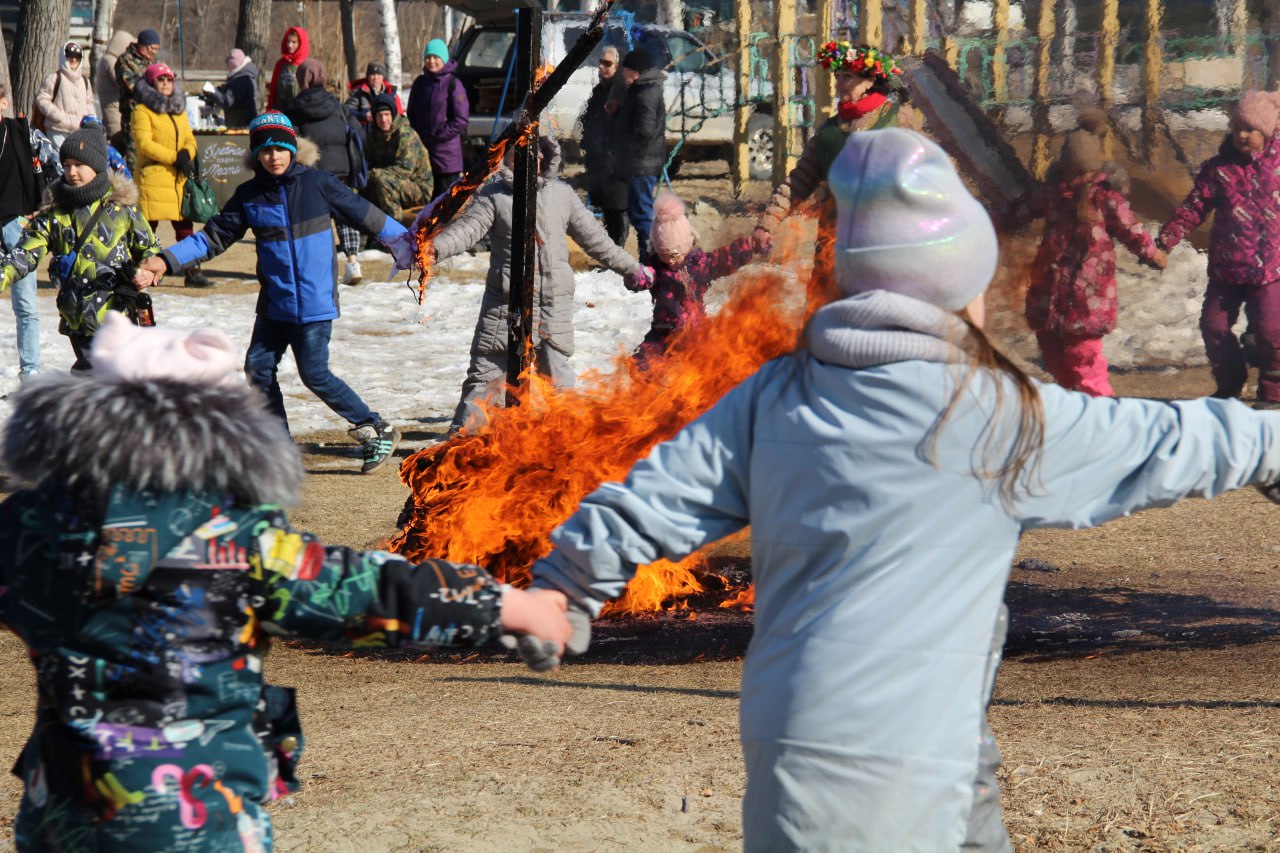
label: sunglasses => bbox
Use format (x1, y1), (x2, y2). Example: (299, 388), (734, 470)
(599, 59), (615, 67)
(156, 75), (174, 82)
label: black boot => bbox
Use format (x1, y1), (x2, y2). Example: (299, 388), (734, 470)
(184, 265), (215, 288)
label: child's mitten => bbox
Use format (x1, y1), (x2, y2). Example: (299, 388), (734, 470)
(623, 265), (654, 292)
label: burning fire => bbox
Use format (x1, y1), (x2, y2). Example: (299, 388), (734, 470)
(392, 219), (831, 613)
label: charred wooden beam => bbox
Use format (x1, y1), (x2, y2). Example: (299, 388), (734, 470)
(507, 6), (543, 397)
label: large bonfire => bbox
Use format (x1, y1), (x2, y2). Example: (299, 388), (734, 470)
(392, 220), (833, 614)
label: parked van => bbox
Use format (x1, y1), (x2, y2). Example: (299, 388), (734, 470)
(450, 13), (776, 179)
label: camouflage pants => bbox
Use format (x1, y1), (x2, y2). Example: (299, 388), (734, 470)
(364, 170), (429, 222)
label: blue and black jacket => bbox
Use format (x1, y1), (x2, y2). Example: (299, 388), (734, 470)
(163, 155), (406, 323)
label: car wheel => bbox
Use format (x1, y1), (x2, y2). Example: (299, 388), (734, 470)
(747, 113), (774, 181)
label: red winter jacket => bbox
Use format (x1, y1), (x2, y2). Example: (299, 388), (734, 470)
(1159, 134), (1280, 287)
(1026, 171), (1160, 337)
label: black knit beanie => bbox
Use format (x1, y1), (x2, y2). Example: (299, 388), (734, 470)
(60, 127), (109, 175)
(622, 48), (653, 73)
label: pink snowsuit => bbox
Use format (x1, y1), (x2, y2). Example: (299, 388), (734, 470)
(626, 236), (761, 362)
(1027, 171), (1160, 397)
(1159, 134), (1280, 401)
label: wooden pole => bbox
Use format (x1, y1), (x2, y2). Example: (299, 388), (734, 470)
(992, 0), (1010, 103)
(1098, 0), (1119, 158)
(730, 0), (752, 196)
(814, 0), (835, 118)
(1032, 0), (1057, 178)
(860, 0), (883, 50)
(907, 0), (927, 55)
(506, 6), (542, 398)
(1142, 0), (1163, 162)
(770, 0), (798, 186)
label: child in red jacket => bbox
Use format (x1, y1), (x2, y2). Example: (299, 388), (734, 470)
(627, 192), (770, 363)
(1023, 117), (1166, 396)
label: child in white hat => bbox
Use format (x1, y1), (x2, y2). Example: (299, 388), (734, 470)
(0, 313), (572, 851)
(519, 127), (1280, 851)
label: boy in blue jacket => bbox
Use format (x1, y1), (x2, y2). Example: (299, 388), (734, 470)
(139, 111), (414, 473)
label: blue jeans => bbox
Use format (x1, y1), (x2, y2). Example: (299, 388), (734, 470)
(244, 315), (376, 433)
(2, 217), (39, 377)
(627, 175), (658, 259)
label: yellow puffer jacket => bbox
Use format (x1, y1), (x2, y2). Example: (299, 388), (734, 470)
(131, 79), (196, 222)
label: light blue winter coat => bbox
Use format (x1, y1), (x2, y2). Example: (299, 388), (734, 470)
(532, 304), (1280, 851)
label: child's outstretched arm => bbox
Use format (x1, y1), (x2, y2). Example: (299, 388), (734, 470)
(432, 193), (497, 262)
(321, 170), (407, 247)
(1097, 185), (1167, 269)
(697, 235), (766, 285)
(1157, 161), (1216, 251)
(0, 213), (53, 292)
(565, 189), (641, 277)
(150, 190), (251, 279)
(251, 511), (571, 652)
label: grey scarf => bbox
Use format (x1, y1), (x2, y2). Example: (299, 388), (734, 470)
(805, 290), (972, 368)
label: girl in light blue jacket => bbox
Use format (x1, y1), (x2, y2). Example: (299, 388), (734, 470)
(523, 128), (1280, 852)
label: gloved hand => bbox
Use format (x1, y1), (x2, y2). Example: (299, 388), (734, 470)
(385, 230), (420, 273)
(623, 264), (654, 291)
(202, 81), (217, 95)
(500, 599), (591, 672)
(174, 149), (195, 178)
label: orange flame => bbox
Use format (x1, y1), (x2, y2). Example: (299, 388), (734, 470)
(392, 218), (832, 612)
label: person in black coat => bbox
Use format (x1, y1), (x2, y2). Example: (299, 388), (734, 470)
(580, 46), (629, 247)
(614, 48), (667, 258)
(282, 58), (368, 285)
(0, 83), (45, 378)
(203, 48), (260, 129)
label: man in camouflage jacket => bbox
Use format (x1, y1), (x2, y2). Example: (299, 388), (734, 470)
(362, 93), (432, 221)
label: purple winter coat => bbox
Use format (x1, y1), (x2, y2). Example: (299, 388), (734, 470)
(1159, 134), (1280, 287)
(407, 61), (469, 173)
(627, 236), (761, 359)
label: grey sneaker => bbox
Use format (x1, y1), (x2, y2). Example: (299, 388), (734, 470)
(348, 420), (400, 473)
(342, 260), (363, 286)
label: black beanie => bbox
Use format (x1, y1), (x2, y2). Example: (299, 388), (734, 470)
(372, 93), (398, 115)
(60, 127), (109, 175)
(622, 48), (653, 73)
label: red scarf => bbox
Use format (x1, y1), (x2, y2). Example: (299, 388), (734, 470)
(837, 92), (888, 123)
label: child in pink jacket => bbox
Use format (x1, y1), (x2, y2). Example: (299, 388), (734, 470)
(1159, 89), (1280, 404)
(1024, 118), (1166, 396)
(627, 192), (770, 363)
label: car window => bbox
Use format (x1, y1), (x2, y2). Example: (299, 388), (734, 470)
(465, 30), (514, 70)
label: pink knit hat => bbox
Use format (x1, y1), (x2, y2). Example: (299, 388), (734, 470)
(91, 312), (242, 387)
(649, 192), (696, 260)
(144, 63), (175, 85)
(1234, 90), (1280, 137)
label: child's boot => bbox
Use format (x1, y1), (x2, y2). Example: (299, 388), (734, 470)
(184, 265), (215, 288)
(348, 420), (401, 473)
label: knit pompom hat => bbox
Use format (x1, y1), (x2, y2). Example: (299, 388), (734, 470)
(248, 110), (298, 156)
(91, 312), (242, 387)
(1234, 90), (1280, 137)
(650, 192), (696, 260)
(59, 126), (109, 174)
(829, 128), (998, 310)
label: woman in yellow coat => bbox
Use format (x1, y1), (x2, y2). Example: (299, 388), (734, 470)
(131, 62), (213, 287)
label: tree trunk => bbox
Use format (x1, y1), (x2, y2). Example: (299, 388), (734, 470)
(0, 25), (11, 118)
(377, 0), (403, 89)
(235, 0), (273, 80)
(340, 0), (358, 83)
(658, 0), (683, 28)
(10, 0), (72, 120)
(91, 0), (116, 85)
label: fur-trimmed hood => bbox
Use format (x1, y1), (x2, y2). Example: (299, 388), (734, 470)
(242, 135), (319, 170)
(3, 373), (302, 510)
(134, 77), (187, 115)
(44, 171), (140, 212)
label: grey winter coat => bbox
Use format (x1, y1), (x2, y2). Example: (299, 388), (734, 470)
(433, 139), (640, 357)
(614, 68), (667, 178)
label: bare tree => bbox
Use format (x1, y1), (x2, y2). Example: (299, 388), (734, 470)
(10, 0), (72, 120)
(0, 27), (11, 118)
(340, 0), (358, 83)
(92, 0), (117, 84)
(657, 0), (683, 28)
(377, 0), (403, 89)
(235, 0), (272, 75)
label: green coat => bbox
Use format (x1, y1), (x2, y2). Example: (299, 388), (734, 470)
(0, 174), (160, 334)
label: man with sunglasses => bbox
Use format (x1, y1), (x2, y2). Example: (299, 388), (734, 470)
(580, 46), (629, 247)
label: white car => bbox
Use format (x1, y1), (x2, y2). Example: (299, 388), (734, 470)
(451, 13), (775, 179)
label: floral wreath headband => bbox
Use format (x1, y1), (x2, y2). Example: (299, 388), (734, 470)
(818, 42), (904, 83)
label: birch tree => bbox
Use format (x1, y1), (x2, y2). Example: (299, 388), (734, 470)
(378, 0), (403, 90)
(91, 0), (116, 82)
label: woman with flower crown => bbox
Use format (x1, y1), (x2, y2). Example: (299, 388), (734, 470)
(755, 43), (921, 304)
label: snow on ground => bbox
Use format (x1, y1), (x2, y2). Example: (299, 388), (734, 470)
(0, 250), (655, 438)
(0, 235), (1225, 438)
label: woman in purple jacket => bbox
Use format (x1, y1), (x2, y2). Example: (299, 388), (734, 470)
(407, 38), (469, 199)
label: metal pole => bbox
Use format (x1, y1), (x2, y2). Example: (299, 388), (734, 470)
(506, 7), (542, 399)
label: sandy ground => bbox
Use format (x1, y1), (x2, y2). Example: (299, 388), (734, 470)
(5, 164), (1280, 851)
